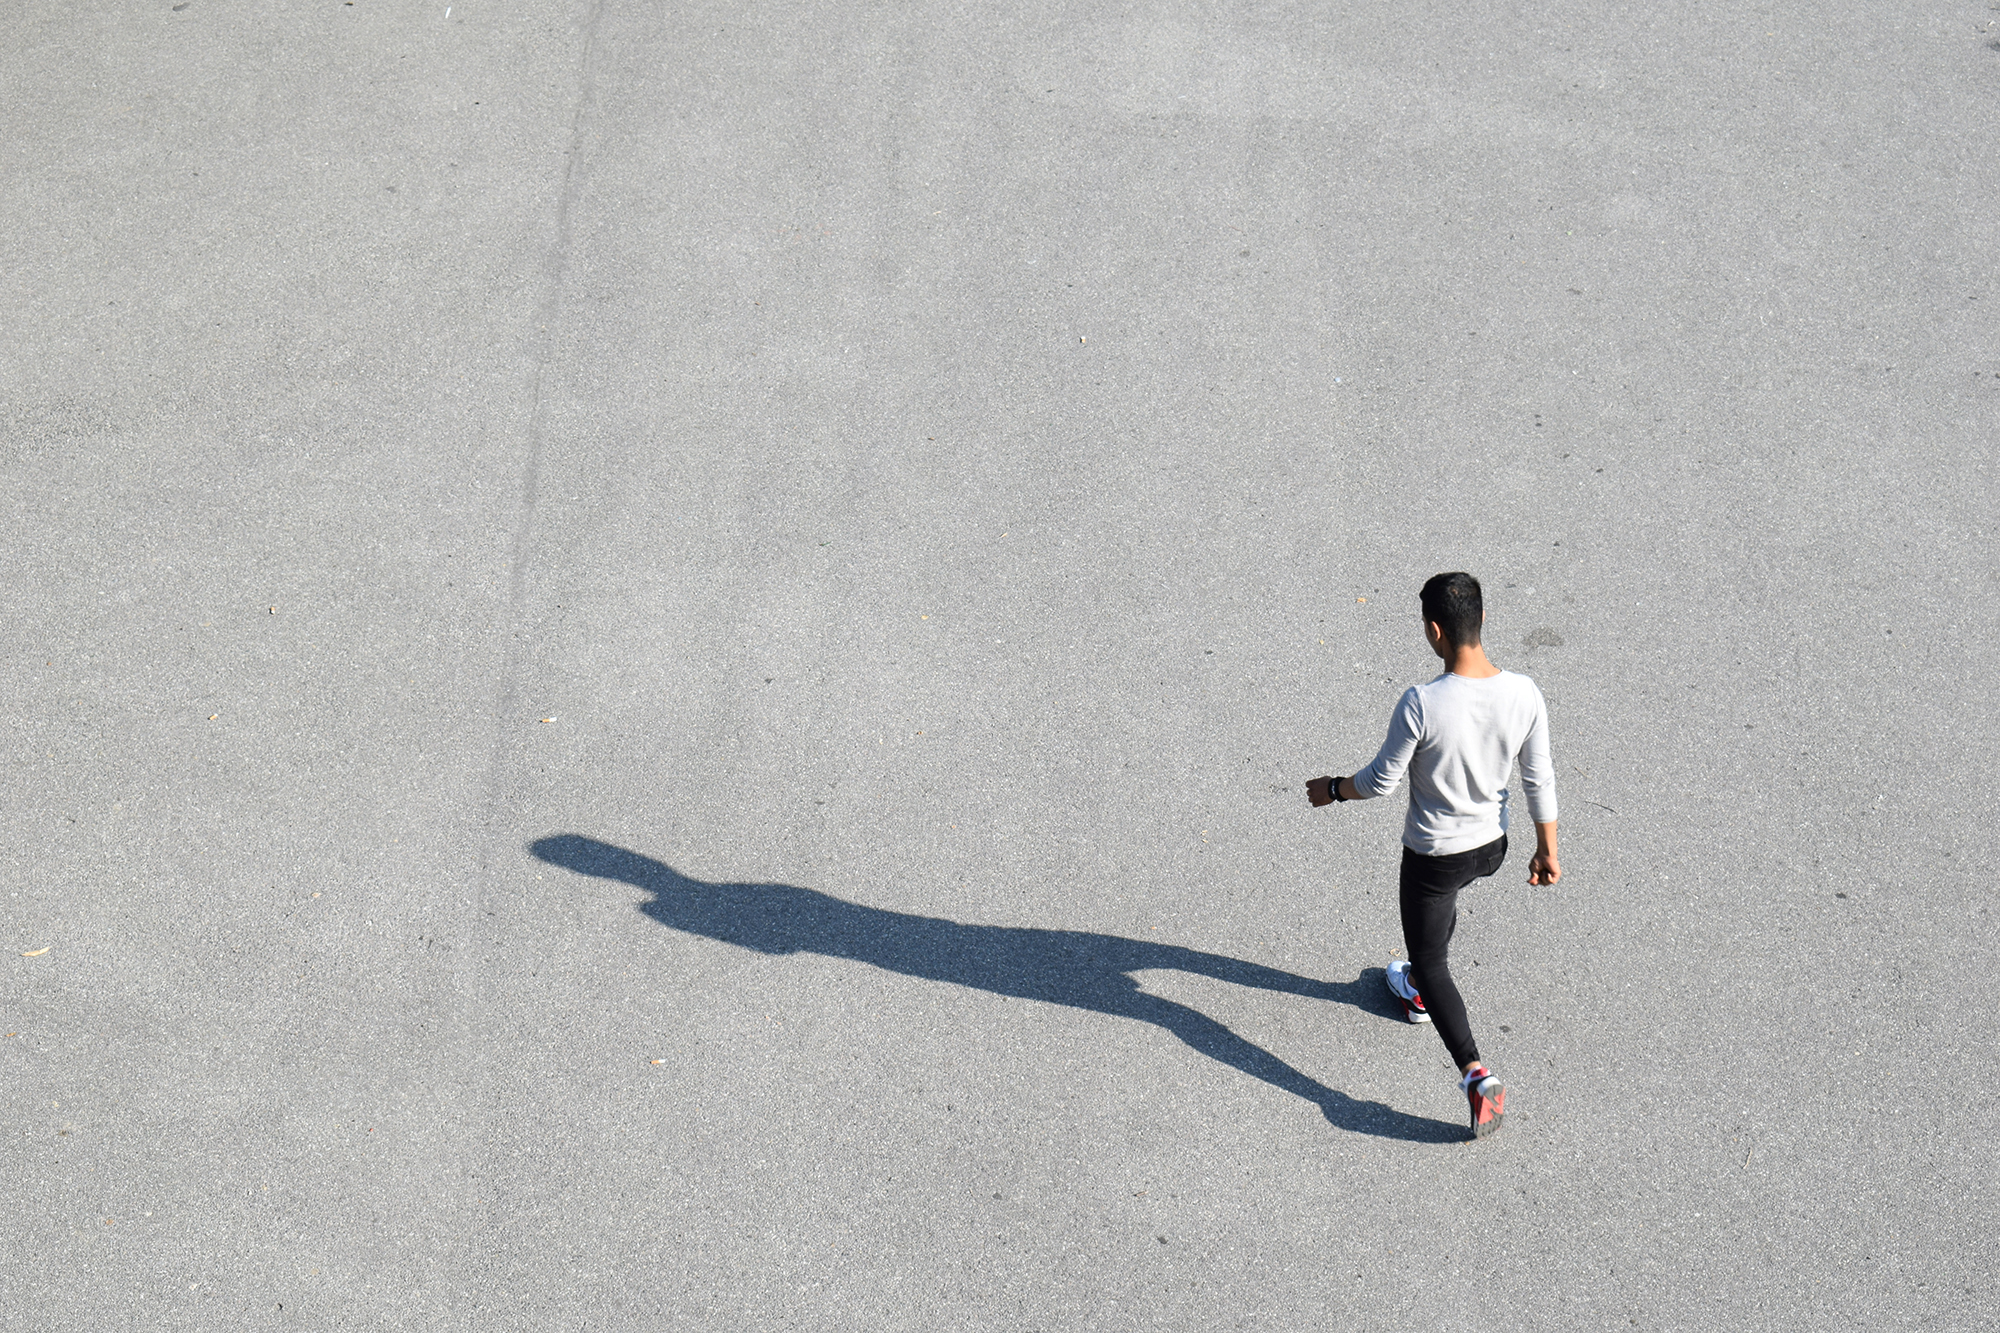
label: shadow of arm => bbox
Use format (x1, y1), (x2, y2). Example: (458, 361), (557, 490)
(1139, 943), (1339, 1000)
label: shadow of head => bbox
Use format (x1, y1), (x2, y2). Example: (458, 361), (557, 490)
(529, 833), (834, 956)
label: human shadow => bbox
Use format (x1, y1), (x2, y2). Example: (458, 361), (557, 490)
(530, 834), (1466, 1143)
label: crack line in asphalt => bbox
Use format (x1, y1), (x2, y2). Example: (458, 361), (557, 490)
(468, 0), (610, 1014)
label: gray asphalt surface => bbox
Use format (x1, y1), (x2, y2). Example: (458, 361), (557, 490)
(5, 0), (1997, 1328)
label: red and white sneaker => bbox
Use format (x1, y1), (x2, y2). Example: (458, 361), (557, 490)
(1385, 960), (1431, 1024)
(1461, 1065), (1506, 1139)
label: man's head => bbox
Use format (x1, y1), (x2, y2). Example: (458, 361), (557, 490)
(1419, 572), (1483, 648)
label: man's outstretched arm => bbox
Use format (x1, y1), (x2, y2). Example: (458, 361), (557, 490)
(1308, 690), (1421, 809)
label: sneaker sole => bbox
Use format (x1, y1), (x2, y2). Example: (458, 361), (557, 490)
(1469, 1079), (1506, 1139)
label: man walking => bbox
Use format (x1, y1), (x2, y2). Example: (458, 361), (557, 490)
(1308, 572), (1559, 1139)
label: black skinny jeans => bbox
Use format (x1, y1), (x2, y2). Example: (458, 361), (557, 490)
(1400, 834), (1507, 1069)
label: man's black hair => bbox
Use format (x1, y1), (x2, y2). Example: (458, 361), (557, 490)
(1420, 572), (1483, 647)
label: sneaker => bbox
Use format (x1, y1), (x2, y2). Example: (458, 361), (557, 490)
(1461, 1065), (1506, 1138)
(1385, 960), (1430, 1024)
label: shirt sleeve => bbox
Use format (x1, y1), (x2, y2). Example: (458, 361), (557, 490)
(1517, 685), (1559, 823)
(1351, 687), (1423, 799)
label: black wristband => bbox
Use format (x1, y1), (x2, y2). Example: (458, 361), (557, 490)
(1333, 777), (1350, 802)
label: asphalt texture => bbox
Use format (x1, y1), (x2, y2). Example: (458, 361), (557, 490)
(4, 1), (1997, 1328)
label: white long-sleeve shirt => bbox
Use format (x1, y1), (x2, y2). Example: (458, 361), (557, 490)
(1350, 669), (1558, 856)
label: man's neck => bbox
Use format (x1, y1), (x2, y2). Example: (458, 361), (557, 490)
(1443, 643), (1501, 679)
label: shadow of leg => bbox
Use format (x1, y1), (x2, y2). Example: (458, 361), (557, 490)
(1120, 993), (1467, 1144)
(1312, 967), (1414, 1024)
